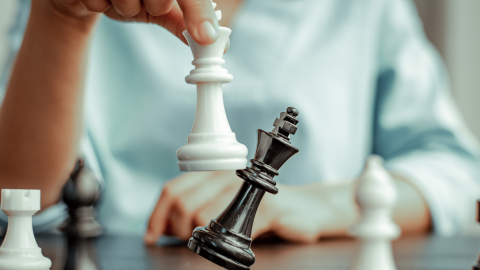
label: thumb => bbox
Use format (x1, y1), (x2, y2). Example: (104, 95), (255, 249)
(177, 0), (220, 45)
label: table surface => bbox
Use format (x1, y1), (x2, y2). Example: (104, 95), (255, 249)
(32, 234), (480, 270)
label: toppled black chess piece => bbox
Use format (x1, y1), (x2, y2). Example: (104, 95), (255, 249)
(61, 159), (103, 238)
(188, 107), (300, 270)
(473, 200), (480, 270)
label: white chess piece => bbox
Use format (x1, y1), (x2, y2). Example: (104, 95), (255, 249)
(0, 189), (52, 270)
(176, 2), (248, 171)
(349, 155), (401, 270)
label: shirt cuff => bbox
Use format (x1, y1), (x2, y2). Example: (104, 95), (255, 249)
(385, 151), (480, 235)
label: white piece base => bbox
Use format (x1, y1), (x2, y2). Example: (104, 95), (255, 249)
(178, 158), (247, 171)
(349, 239), (397, 270)
(177, 133), (248, 171)
(0, 248), (51, 270)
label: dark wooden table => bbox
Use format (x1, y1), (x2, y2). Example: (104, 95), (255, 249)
(34, 234), (480, 270)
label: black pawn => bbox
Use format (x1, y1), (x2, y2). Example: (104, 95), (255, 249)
(61, 158), (103, 238)
(188, 107), (300, 270)
(473, 200), (480, 270)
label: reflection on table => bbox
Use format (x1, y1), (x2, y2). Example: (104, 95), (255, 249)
(29, 234), (480, 270)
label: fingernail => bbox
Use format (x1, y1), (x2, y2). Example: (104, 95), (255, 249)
(144, 232), (157, 244)
(198, 20), (218, 42)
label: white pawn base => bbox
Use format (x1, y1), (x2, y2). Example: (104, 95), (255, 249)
(349, 239), (397, 270)
(0, 189), (51, 270)
(177, 133), (248, 171)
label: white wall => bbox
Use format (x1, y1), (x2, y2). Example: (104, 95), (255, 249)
(445, 1), (480, 140)
(415, 0), (480, 141)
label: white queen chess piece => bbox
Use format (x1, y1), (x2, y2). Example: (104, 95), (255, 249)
(0, 189), (52, 270)
(349, 156), (401, 270)
(177, 2), (248, 171)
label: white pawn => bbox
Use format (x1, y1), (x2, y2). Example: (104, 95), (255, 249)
(0, 189), (52, 270)
(176, 2), (248, 171)
(349, 156), (401, 270)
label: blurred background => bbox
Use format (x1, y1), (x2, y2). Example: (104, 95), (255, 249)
(414, 0), (480, 142)
(1, 0), (479, 140)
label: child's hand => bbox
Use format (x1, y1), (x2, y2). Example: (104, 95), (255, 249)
(144, 171), (284, 244)
(47, 0), (220, 45)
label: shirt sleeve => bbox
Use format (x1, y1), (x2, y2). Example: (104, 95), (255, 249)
(0, 0), (29, 103)
(373, 0), (480, 235)
(0, 0), (69, 234)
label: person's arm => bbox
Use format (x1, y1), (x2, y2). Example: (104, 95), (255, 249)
(0, 1), (98, 208)
(0, 0), (221, 209)
(265, 176), (430, 243)
(372, 0), (480, 235)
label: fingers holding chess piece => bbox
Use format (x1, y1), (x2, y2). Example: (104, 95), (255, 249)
(188, 107), (300, 270)
(61, 159), (103, 238)
(177, 3), (248, 172)
(349, 156), (401, 270)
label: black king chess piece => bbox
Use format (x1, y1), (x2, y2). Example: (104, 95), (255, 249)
(188, 107), (300, 270)
(473, 200), (480, 270)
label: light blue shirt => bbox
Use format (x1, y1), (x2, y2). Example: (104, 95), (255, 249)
(1, 0), (480, 236)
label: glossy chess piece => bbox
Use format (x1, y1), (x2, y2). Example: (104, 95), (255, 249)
(60, 159), (102, 238)
(188, 107), (300, 270)
(176, 3), (248, 171)
(60, 159), (102, 270)
(349, 156), (400, 270)
(0, 189), (52, 270)
(473, 200), (480, 270)
(63, 236), (100, 270)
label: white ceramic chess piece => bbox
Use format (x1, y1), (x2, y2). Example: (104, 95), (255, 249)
(349, 155), (401, 270)
(0, 189), (52, 270)
(177, 2), (248, 171)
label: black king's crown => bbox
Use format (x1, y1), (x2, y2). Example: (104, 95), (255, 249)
(188, 107), (300, 270)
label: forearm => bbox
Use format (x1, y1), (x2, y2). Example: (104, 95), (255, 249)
(270, 175), (430, 242)
(391, 174), (431, 234)
(317, 176), (431, 236)
(0, 1), (98, 208)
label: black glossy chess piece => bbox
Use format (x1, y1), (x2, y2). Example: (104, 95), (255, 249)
(63, 236), (100, 270)
(61, 159), (103, 270)
(61, 158), (103, 238)
(473, 200), (480, 270)
(188, 107), (300, 270)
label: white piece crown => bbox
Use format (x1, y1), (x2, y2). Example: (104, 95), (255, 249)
(1, 189), (40, 211)
(212, 1), (222, 21)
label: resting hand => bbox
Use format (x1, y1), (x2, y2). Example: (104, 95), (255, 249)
(144, 170), (281, 244)
(143, 171), (359, 245)
(46, 0), (220, 44)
